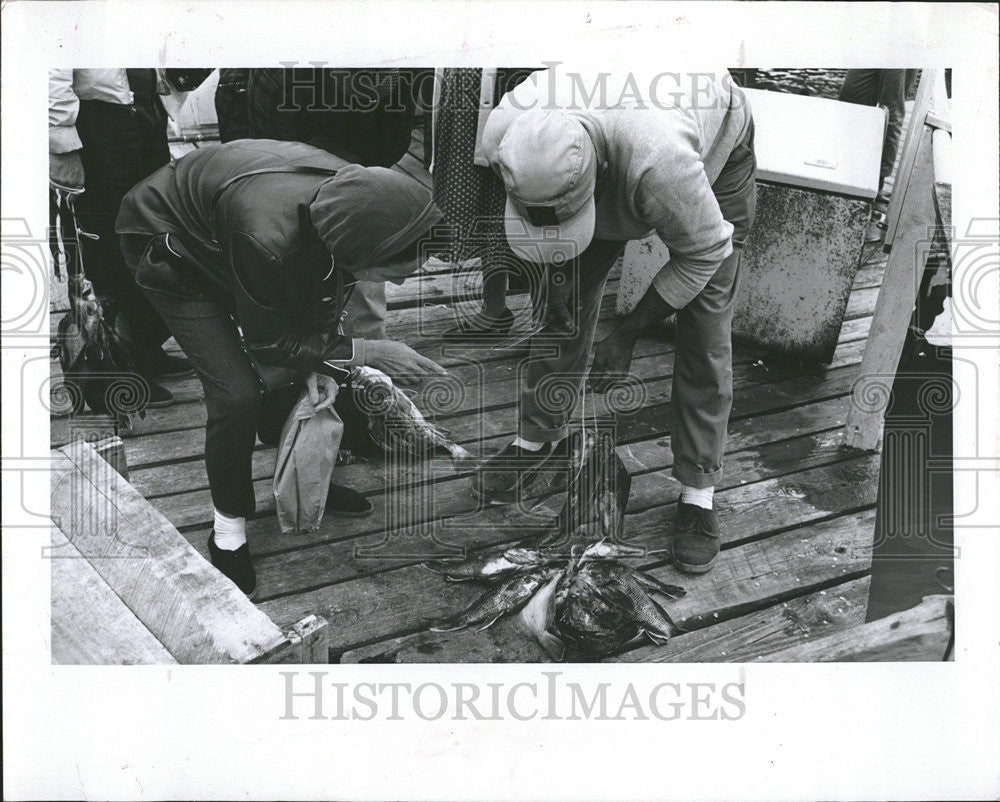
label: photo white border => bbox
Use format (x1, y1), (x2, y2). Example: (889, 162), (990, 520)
(2, 2), (998, 799)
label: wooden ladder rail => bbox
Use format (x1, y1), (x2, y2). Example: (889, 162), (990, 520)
(843, 69), (950, 451)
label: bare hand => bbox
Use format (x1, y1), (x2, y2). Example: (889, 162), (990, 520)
(365, 339), (447, 385)
(50, 150), (85, 192)
(545, 263), (576, 334)
(587, 329), (638, 393)
(306, 371), (339, 411)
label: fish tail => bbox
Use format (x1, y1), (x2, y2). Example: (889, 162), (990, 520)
(448, 443), (475, 468)
(536, 631), (566, 661)
(645, 628), (671, 646)
(650, 596), (689, 634)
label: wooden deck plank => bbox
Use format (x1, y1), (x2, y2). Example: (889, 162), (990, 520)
(129, 361), (858, 503)
(50, 526), (179, 665)
(122, 319), (870, 495)
(610, 576), (871, 663)
(257, 457), (878, 653)
(48, 275), (878, 447)
(145, 354), (868, 531)
(50, 440), (289, 664)
(242, 427), (858, 602)
(64, 316), (869, 469)
(341, 568), (872, 664)
(179, 391), (856, 566)
(307, 502), (876, 660)
(757, 593), (952, 662)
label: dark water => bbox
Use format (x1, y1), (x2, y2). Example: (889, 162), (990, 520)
(732, 68), (848, 99)
(732, 68), (921, 101)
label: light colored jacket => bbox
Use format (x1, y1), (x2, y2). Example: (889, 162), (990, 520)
(49, 69), (170, 153)
(482, 68), (753, 309)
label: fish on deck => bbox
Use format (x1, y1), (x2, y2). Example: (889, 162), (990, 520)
(347, 366), (474, 468)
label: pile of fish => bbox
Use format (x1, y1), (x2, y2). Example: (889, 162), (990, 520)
(424, 430), (686, 660)
(347, 366), (473, 468)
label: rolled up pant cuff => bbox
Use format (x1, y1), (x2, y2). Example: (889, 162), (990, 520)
(672, 464), (722, 489)
(520, 423), (568, 443)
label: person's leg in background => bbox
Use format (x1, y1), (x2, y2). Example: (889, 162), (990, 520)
(872, 69), (909, 195)
(214, 69), (251, 143)
(122, 235), (261, 596)
(838, 69), (879, 106)
(474, 238), (625, 502)
(74, 97), (187, 403)
(839, 69), (911, 205)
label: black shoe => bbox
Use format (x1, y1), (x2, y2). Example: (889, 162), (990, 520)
(472, 439), (568, 504)
(145, 381), (175, 409)
(442, 308), (515, 340)
(326, 483), (374, 517)
(670, 501), (721, 574)
(151, 349), (194, 379)
(207, 531), (258, 599)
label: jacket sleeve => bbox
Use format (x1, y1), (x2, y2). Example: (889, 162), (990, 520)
(638, 134), (734, 311)
(49, 69), (83, 153)
(228, 232), (364, 377)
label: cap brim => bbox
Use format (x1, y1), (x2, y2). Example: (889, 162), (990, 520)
(504, 197), (595, 265)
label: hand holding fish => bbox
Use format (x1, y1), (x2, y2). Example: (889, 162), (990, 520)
(365, 339), (447, 386)
(588, 328), (638, 393)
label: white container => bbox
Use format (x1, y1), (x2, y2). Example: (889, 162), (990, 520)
(617, 88), (883, 361)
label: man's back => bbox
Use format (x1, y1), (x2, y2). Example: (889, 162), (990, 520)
(117, 138), (347, 246)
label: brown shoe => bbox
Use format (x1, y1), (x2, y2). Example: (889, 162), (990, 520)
(670, 501), (721, 574)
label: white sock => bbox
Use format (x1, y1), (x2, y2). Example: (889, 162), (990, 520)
(680, 485), (715, 510)
(213, 509), (247, 551)
(513, 436), (545, 452)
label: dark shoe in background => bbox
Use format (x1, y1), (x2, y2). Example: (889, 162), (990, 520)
(207, 531), (258, 599)
(145, 381), (175, 409)
(151, 348), (194, 379)
(670, 501), (721, 574)
(472, 439), (568, 504)
(327, 483), (375, 517)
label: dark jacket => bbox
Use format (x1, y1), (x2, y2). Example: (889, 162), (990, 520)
(117, 139), (437, 378)
(244, 68), (429, 167)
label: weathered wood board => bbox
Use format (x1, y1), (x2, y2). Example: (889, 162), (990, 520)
(758, 594), (953, 661)
(50, 440), (291, 664)
(50, 525), (179, 665)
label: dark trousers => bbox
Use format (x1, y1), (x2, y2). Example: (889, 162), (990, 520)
(74, 97), (172, 358)
(839, 69), (919, 191)
(121, 234), (295, 517)
(520, 119), (756, 489)
(215, 68), (251, 142)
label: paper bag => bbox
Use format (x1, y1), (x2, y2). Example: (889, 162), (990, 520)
(273, 389), (344, 535)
